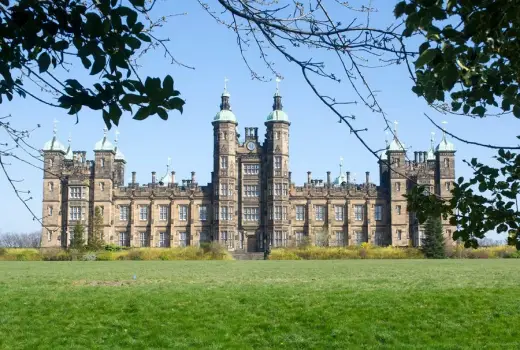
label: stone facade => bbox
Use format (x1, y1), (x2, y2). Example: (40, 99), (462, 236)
(40, 91), (456, 251)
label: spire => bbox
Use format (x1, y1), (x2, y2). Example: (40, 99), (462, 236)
(273, 76), (283, 111)
(220, 77), (231, 111)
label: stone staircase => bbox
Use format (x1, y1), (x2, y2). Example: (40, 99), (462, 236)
(231, 252), (265, 260)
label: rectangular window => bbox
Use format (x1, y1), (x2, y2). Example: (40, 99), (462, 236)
(283, 183), (288, 196)
(296, 205), (305, 221)
(334, 205), (344, 221)
(375, 231), (385, 246)
(119, 206), (129, 221)
(48, 206), (53, 216)
(268, 206), (273, 220)
(355, 231), (367, 245)
(220, 183), (228, 196)
(139, 206), (148, 221)
(118, 232), (128, 247)
(159, 232), (170, 247)
(397, 229), (402, 240)
(315, 205), (325, 221)
(200, 231), (210, 243)
(159, 205), (168, 221)
(375, 205), (383, 221)
(199, 205), (208, 221)
(282, 206), (288, 220)
(354, 205), (364, 221)
(396, 205), (402, 215)
(273, 206), (282, 220)
(101, 158), (105, 168)
(221, 231), (230, 247)
(244, 164), (260, 175)
(179, 232), (188, 247)
(69, 206), (82, 220)
(445, 182), (451, 191)
(295, 231), (305, 246)
(274, 156), (282, 169)
(139, 232), (149, 247)
(99, 182), (105, 191)
(220, 156), (228, 169)
(336, 231), (345, 246)
(48, 182), (54, 192)
(179, 205), (188, 221)
(274, 183), (282, 196)
(243, 207), (259, 221)
(244, 185), (259, 197)
(70, 187), (83, 199)
(273, 231), (287, 247)
(395, 182), (401, 192)
(220, 206), (229, 221)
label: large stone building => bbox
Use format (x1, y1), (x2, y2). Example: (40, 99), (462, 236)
(40, 86), (456, 250)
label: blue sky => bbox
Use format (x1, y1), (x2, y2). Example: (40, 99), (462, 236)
(0, 1), (516, 239)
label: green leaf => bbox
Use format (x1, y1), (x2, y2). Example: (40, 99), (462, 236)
(415, 48), (440, 68)
(90, 55), (106, 75)
(38, 52), (51, 73)
(157, 107), (168, 120)
(133, 106), (150, 120)
(451, 101), (462, 111)
(513, 105), (520, 119)
(129, 0), (145, 7)
(109, 103), (122, 126)
(441, 64), (458, 90)
(65, 79), (83, 90)
(163, 75), (174, 95)
(137, 33), (151, 42)
(52, 40), (69, 51)
(478, 183), (487, 192)
(394, 1), (406, 18)
(125, 36), (141, 50)
(471, 106), (486, 117)
(463, 104), (470, 114)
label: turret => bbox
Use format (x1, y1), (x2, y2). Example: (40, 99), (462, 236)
(113, 130), (126, 187)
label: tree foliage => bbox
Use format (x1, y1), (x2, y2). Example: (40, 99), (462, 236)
(87, 206), (105, 251)
(422, 216), (446, 259)
(398, 0), (520, 248)
(0, 231), (40, 248)
(70, 222), (85, 250)
(0, 0), (184, 128)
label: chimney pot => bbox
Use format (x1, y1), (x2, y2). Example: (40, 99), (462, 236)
(131, 171), (136, 184)
(151, 171), (156, 184)
(346, 171), (351, 184)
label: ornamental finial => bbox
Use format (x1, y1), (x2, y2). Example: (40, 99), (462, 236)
(103, 126), (108, 138)
(68, 133), (72, 145)
(430, 131), (435, 148)
(441, 120), (448, 140)
(339, 156), (344, 175)
(393, 120), (398, 137)
(275, 76), (282, 95)
(53, 118), (59, 136)
(224, 77), (229, 92)
(114, 129), (120, 144)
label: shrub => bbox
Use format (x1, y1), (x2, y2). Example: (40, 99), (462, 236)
(269, 248), (301, 260)
(104, 244), (122, 252)
(269, 246), (425, 260)
(96, 252), (115, 261)
(82, 252), (97, 261)
(0, 247), (7, 256)
(13, 249), (42, 261)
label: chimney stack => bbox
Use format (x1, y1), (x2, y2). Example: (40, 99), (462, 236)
(288, 171), (292, 185)
(423, 151), (427, 162)
(191, 171), (196, 183)
(170, 171), (175, 184)
(307, 171), (312, 185)
(151, 171), (156, 184)
(365, 171), (370, 185)
(346, 171), (351, 185)
(131, 171), (136, 184)
(327, 171), (331, 186)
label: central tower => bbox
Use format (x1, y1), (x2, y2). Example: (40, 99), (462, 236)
(212, 84), (239, 248)
(264, 84), (291, 248)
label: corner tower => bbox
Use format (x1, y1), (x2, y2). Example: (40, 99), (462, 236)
(212, 82), (239, 248)
(264, 81), (291, 249)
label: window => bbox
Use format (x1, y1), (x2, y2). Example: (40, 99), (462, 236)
(375, 205), (383, 221)
(220, 183), (227, 196)
(444, 158), (450, 168)
(354, 205), (364, 221)
(273, 231), (287, 247)
(139, 232), (149, 247)
(139, 206), (148, 221)
(296, 206), (305, 221)
(283, 183), (288, 196)
(119, 206), (129, 221)
(355, 231), (367, 245)
(334, 205), (344, 221)
(283, 206), (288, 220)
(397, 229), (402, 240)
(268, 206), (273, 220)
(375, 231), (385, 246)
(244, 185), (259, 197)
(69, 206), (82, 220)
(118, 232), (128, 247)
(221, 231), (230, 247)
(99, 182), (105, 191)
(179, 232), (188, 247)
(47, 231), (51, 242)
(199, 205), (208, 221)
(220, 206), (229, 221)
(101, 158), (105, 168)
(315, 205), (325, 221)
(159, 205), (168, 221)
(179, 205), (188, 221)
(445, 182), (451, 191)
(100, 206), (104, 216)
(295, 232), (305, 246)
(49, 159), (53, 167)
(48, 182), (54, 192)
(395, 182), (401, 192)
(244, 164), (260, 175)
(70, 187), (83, 199)
(220, 156), (228, 169)
(268, 185), (272, 195)
(275, 131), (280, 140)
(200, 231), (210, 243)
(274, 206), (282, 220)
(159, 232), (170, 247)
(48, 206), (53, 216)
(446, 229), (452, 238)
(393, 157), (400, 167)
(396, 205), (402, 215)
(243, 207), (259, 221)
(274, 156), (282, 169)
(336, 231), (346, 246)
(274, 183), (282, 196)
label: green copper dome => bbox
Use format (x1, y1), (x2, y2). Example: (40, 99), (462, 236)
(436, 134), (456, 152)
(214, 109), (237, 123)
(266, 109), (289, 122)
(94, 128), (115, 152)
(43, 136), (66, 153)
(388, 137), (405, 152)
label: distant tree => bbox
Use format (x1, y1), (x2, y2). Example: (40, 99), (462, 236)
(422, 216), (445, 259)
(0, 231), (40, 248)
(315, 228), (329, 247)
(70, 222), (86, 250)
(87, 206), (105, 251)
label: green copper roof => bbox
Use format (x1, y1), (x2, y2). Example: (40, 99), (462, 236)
(388, 137), (405, 152)
(436, 134), (456, 152)
(43, 136), (66, 153)
(214, 109), (237, 123)
(266, 109), (289, 122)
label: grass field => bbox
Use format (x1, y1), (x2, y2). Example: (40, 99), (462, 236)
(1, 260), (519, 349)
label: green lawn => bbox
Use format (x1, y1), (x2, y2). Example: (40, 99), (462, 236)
(1, 260), (519, 349)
